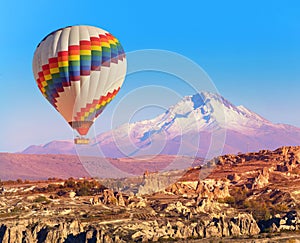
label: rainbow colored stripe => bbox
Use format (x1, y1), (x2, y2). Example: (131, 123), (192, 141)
(36, 33), (125, 111)
(74, 87), (120, 121)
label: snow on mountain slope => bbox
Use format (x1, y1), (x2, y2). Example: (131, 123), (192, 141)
(22, 92), (300, 158)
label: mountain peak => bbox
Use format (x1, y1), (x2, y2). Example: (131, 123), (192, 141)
(164, 91), (270, 133)
(22, 92), (300, 158)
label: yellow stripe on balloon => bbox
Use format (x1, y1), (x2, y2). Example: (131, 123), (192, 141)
(50, 68), (59, 74)
(69, 55), (80, 61)
(91, 46), (101, 51)
(108, 40), (115, 45)
(58, 61), (69, 67)
(45, 74), (52, 81)
(101, 42), (110, 48)
(80, 50), (91, 55)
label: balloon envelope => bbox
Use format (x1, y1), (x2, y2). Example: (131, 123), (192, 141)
(33, 25), (126, 136)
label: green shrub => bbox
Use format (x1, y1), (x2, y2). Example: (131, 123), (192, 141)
(47, 184), (59, 192)
(57, 190), (67, 196)
(224, 196), (235, 205)
(273, 203), (289, 213)
(76, 185), (91, 196)
(33, 196), (49, 203)
(64, 179), (76, 188)
(16, 179), (23, 184)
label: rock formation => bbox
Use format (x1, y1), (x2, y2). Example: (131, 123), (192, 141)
(1, 146), (300, 242)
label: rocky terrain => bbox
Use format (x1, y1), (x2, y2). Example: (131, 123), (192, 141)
(1, 146), (300, 242)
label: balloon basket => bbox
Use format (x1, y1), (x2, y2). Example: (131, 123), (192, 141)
(74, 137), (90, 145)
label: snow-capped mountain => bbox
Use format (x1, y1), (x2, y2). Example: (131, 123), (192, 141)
(22, 92), (300, 158)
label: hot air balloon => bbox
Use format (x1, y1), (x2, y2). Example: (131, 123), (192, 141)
(32, 25), (126, 144)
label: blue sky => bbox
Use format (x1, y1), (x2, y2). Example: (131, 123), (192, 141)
(0, 0), (300, 152)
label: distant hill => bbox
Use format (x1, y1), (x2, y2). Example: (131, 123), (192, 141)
(0, 153), (200, 180)
(0, 153), (88, 180)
